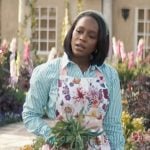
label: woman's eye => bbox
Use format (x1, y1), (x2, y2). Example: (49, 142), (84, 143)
(76, 29), (82, 34)
(89, 35), (97, 39)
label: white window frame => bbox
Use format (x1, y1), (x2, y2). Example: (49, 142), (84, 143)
(135, 7), (150, 56)
(32, 6), (57, 55)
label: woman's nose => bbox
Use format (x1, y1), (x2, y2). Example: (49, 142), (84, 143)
(79, 33), (87, 41)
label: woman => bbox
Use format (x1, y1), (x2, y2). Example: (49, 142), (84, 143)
(22, 10), (125, 149)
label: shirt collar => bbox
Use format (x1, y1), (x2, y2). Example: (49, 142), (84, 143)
(61, 52), (105, 71)
(61, 52), (71, 69)
(91, 64), (105, 73)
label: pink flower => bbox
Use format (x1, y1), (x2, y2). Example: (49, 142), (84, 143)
(119, 41), (127, 62)
(9, 38), (18, 86)
(128, 51), (135, 69)
(131, 131), (144, 143)
(0, 39), (9, 53)
(23, 40), (31, 63)
(42, 144), (53, 150)
(116, 40), (121, 58)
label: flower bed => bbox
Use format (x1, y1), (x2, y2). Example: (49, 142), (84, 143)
(0, 88), (25, 126)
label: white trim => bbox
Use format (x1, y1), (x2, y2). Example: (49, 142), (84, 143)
(36, 51), (49, 55)
(32, 6), (57, 53)
(135, 7), (150, 55)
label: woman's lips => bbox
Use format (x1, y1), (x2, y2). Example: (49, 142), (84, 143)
(75, 43), (86, 51)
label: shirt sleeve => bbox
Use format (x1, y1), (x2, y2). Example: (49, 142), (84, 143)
(22, 63), (53, 142)
(103, 68), (125, 150)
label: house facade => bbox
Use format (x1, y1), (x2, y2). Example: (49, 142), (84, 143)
(0, 0), (150, 58)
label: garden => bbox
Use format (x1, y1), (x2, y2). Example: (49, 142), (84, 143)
(0, 37), (150, 150)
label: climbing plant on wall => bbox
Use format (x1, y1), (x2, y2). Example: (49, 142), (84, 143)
(61, 0), (71, 46)
(77, 0), (83, 13)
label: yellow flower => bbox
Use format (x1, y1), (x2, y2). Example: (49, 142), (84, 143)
(20, 145), (33, 150)
(132, 117), (144, 130)
(122, 111), (131, 126)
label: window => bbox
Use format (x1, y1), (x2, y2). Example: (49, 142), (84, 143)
(135, 8), (150, 56)
(32, 7), (57, 55)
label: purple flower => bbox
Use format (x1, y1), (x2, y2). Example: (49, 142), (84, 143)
(65, 95), (71, 101)
(69, 82), (74, 87)
(103, 89), (109, 99)
(99, 89), (103, 100)
(62, 85), (69, 94)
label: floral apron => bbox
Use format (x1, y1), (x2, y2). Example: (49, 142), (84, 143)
(55, 66), (111, 150)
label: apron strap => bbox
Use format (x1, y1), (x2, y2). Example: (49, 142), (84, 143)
(60, 66), (67, 76)
(95, 69), (103, 78)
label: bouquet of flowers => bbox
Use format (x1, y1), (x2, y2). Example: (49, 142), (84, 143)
(50, 114), (103, 150)
(21, 113), (104, 150)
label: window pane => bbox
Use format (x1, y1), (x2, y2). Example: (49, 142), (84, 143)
(35, 19), (39, 28)
(49, 20), (56, 28)
(35, 8), (39, 17)
(138, 9), (144, 20)
(49, 31), (55, 39)
(49, 8), (56, 17)
(145, 49), (149, 55)
(138, 23), (144, 33)
(40, 42), (47, 51)
(147, 10), (150, 20)
(146, 23), (150, 33)
(41, 31), (47, 39)
(147, 36), (150, 47)
(32, 31), (38, 39)
(41, 20), (47, 28)
(41, 8), (47, 16)
(32, 42), (38, 50)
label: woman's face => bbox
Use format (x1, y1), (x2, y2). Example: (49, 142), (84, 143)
(71, 16), (99, 58)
